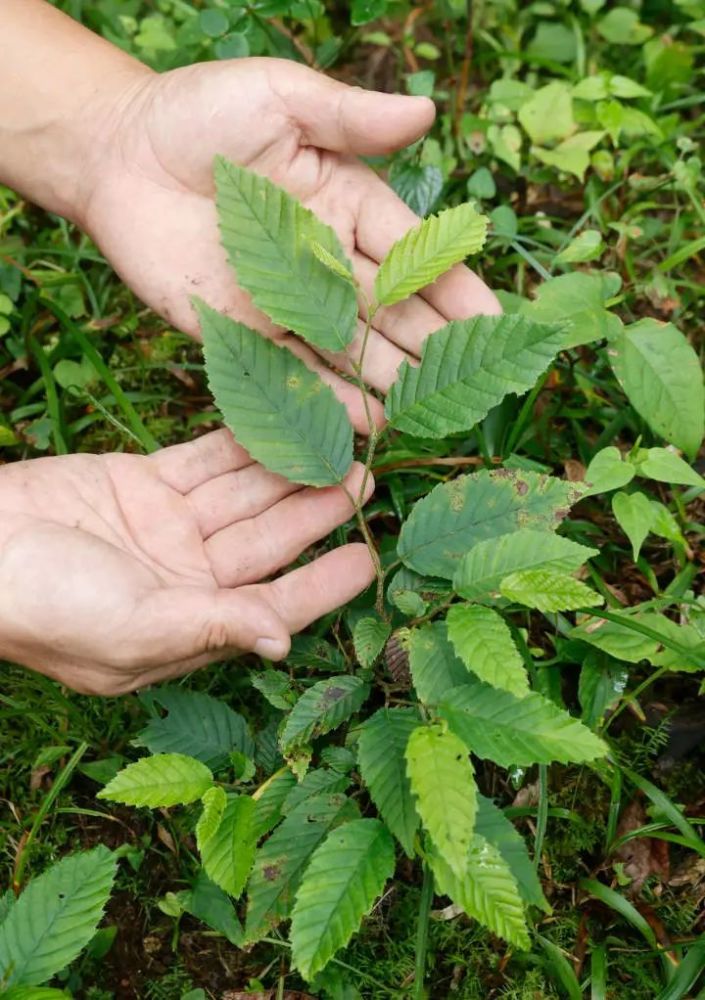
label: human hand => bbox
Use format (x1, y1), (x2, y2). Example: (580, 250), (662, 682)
(80, 57), (501, 430)
(0, 430), (374, 695)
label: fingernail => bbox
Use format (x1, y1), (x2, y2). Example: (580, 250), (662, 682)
(254, 637), (286, 660)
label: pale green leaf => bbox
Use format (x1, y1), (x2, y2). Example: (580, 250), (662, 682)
(500, 570), (603, 612)
(521, 272), (623, 349)
(517, 82), (575, 145)
(476, 795), (550, 912)
(608, 319), (705, 458)
(555, 229), (604, 264)
(612, 491), (655, 561)
(374, 203), (488, 307)
(357, 707), (420, 858)
(1, 990), (71, 999)
(583, 446), (635, 497)
(439, 677), (607, 765)
(252, 768), (298, 839)
(533, 131), (606, 182)
(352, 617), (391, 668)
(406, 724), (477, 876)
(398, 470), (583, 578)
(570, 613), (661, 663)
(598, 7), (653, 44)
(280, 677), (369, 756)
(446, 604), (529, 697)
(291, 819), (395, 981)
(430, 834), (530, 949)
(98, 753), (213, 808)
(196, 301), (353, 487)
(408, 622), (468, 705)
(637, 447), (705, 488)
(201, 794), (257, 899)
(487, 124), (523, 172)
(385, 314), (565, 437)
(0, 847), (116, 988)
(196, 786), (227, 853)
(310, 241), (356, 284)
(215, 157), (357, 351)
(453, 530), (597, 601)
(245, 794), (359, 942)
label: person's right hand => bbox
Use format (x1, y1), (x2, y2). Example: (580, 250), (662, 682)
(0, 430), (374, 696)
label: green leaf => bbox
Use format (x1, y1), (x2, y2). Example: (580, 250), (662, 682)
(453, 530), (596, 601)
(352, 617), (391, 668)
(181, 871), (243, 947)
(409, 622), (468, 704)
(135, 687), (254, 768)
(374, 203), (488, 307)
(388, 161), (443, 217)
(521, 272), (623, 349)
(98, 754), (213, 808)
(196, 786), (228, 853)
(214, 158), (357, 351)
(196, 301), (353, 487)
(555, 229), (604, 264)
(499, 569), (603, 612)
(570, 613), (661, 663)
(0, 847), (116, 988)
(612, 491), (655, 561)
(253, 768), (298, 838)
(1, 989), (71, 999)
(439, 678), (607, 766)
(475, 795), (550, 912)
(609, 319), (705, 458)
(597, 7), (653, 44)
(534, 131), (606, 182)
(398, 470), (583, 579)
(583, 446), (635, 497)
(518, 82), (575, 145)
(430, 834), (530, 950)
(283, 768), (351, 814)
(578, 649), (630, 728)
(406, 724), (478, 877)
(385, 315), (565, 437)
(446, 604), (529, 697)
(201, 795), (257, 899)
(245, 794), (359, 942)
(636, 447), (705, 488)
(357, 708), (420, 858)
(290, 819), (395, 981)
(310, 241), (356, 284)
(280, 677), (369, 755)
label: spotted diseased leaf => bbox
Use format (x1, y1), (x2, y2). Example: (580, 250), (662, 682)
(290, 819), (395, 981)
(215, 158), (357, 351)
(357, 708), (420, 858)
(430, 834), (530, 950)
(201, 795), (257, 899)
(196, 786), (228, 853)
(398, 470), (584, 579)
(500, 569), (603, 612)
(245, 794), (359, 943)
(374, 203), (488, 307)
(408, 622), (468, 705)
(196, 301), (353, 487)
(0, 847), (117, 988)
(406, 725), (477, 876)
(439, 678), (607, 766)
(353, 617), (391, 668)
(476, 795), (550, 912)
(280, 677), (369, 756)
(446, 604), (529, 697)
(385, 315), (565, 437)
(97, 753), (213, 808)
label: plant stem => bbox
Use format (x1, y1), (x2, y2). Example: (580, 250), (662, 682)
(414, 861), (435, 1000)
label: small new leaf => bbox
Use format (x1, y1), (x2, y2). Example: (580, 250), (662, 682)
(353, 616), (391, 668)
(310, 241), (356, 285)
(446, 604), (529, 697)
(196, 785), (227, 853)
(499, 569), (603, 612)
(98, 754), (213, 808)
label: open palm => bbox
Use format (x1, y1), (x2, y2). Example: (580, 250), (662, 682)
(0, 430), (373, 695)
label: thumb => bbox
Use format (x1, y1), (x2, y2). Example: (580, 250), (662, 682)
(275, 61), (436, 156)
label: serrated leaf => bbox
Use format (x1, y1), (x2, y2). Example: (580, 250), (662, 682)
(409, 622), (469, 704)
(357, 708), (420, 858)
(135, 687), (254, 768)
(245, 794), (359, 942)
(0, 847), (116, 987)
(291, 819), (395, 981)
(500, 570), (603, 612)
(252, 768), (298, 838)
(196, 786), (227, 853)
(251, 668), (295, 710)
(353, 616), (391, 668)
(310, 241), (356, 284)
(389, 161), (443, 216)
(612, 491), (655, 561)
(406, 725), (477, 876)
(446, 604), (529, 697)
(281, 677), (369, 755)
(583, 446), (635, 497)
(385, 315), (565, 437)
(398, 470), (583, 579)
(476, 795), (550, 912)
(439, 677), (607, 766)
(430, 834), (530, 949)
(374, 203), (488, 307)
(453, 530), (596, 601)
(196, 301), (353, 487)
(98, 754), (213, 808)
(215, 158), (357, 351)
(201, 794), (257, 899)
(283, 768), (352, 814)
(609, 319), (705, 458)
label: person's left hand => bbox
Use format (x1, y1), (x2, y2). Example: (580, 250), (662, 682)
(79, 57), (500, 432)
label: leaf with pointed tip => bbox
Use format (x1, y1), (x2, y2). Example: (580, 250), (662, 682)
(353, 617), (391, 668)
(201, 795), (257, 899)
(196, 301), (353, 487)
(215, 157), (357, 351)
(385, 315), (565, 437)
(408, 622), (469, 705)
(446, 604), (529, 697)
(374, 203), (488, 307)
(253, 768), (298, 839)
(196, 786), (228, 853)
(500, 569), (603, 612)
(98, 754), (213, 808)
(476, 795), (550, 912)
(612, 491), (655, 561)
(291, 819), (395, 981)
(280, 677), (369, 755)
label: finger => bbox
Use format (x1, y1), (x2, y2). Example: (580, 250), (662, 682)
(151, 428), (254, 493)
(322, 316), (411, 393)
(353, 170), (502, 319)
(205, 463), (374, 587)
(188, 463), (300, 540)
(270, 61), (436, 156)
